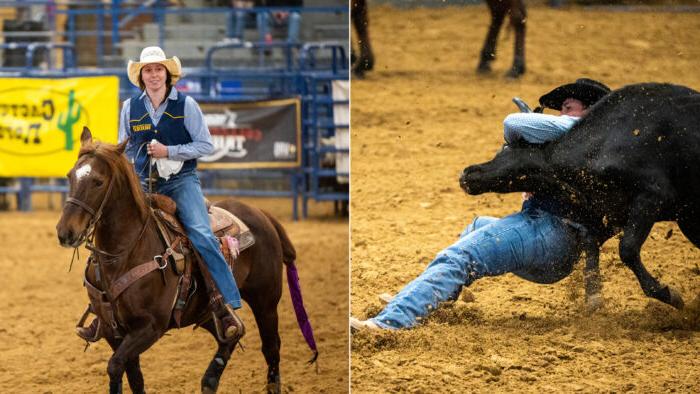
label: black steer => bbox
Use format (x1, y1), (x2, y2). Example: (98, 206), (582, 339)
(460, 83), (700, 310)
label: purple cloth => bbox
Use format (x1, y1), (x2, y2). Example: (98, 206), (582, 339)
(286, 262), (318, 361)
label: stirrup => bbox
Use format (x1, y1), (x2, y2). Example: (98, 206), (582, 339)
(211, 305), (245, 343)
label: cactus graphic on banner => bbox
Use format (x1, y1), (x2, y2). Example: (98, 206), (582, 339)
(57, 89), (81, 151)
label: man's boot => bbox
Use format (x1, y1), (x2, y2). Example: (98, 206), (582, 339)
(76, 317), (101, 342)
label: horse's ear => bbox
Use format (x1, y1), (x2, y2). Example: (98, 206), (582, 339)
(116, 137), (129, 155)
(80, 126), (92, 145)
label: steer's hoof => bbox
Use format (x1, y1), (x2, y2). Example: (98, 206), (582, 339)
(585, 293), (604, 313)
(667, 286), (685, 310)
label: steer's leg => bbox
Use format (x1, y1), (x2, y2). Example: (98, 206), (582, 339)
(582, 238), (603, 311)
(677, 216), (700, 249)
(619, 196), (684, 309)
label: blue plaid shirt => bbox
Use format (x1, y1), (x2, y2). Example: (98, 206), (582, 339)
(503, 113), (580, 144)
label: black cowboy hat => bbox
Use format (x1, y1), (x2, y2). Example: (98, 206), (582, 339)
(539, 78), (611, 110)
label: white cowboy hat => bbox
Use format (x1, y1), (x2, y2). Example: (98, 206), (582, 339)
(127, 46), (182, 88)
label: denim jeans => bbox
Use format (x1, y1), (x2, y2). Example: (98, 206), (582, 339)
(370, 206), (580, 329)
(148, 170), (242, 309)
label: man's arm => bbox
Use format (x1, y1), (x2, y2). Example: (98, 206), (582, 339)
(503, 113), (579, 144)
(166, 96), (214, 160)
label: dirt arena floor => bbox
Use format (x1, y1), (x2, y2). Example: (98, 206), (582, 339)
(0, 196), (348, 393)
(351, 4), (700, 393)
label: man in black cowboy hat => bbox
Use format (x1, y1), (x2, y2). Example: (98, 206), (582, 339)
(351, 79), (611, 331)
(504, 78), (611, 144)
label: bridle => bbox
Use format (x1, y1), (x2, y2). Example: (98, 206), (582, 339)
(64, 159), (153, 263)
(65, 170), (116, 248)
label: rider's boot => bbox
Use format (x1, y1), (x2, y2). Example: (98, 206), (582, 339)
(76, 317), (102, 342)
(220, 303), (246, 341)
(210, 296), (245, 343)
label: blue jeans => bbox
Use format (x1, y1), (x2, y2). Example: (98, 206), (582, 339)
(148, 170), (242, 309)
(370, 206), (580, 329)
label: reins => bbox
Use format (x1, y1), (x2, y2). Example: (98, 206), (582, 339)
(65, 160), (154, 266)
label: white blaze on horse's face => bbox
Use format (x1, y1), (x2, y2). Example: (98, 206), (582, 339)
(75, 164), (92, 183)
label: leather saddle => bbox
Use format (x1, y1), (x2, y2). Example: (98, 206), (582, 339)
(146, 193), (255, 273)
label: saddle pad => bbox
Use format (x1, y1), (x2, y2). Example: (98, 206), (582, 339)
(210, 206), (255, 252)
(209, 206), (238, 235)
(154, 207), (255, 252)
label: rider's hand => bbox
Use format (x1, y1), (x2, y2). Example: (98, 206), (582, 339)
(147, 141), (168, 158)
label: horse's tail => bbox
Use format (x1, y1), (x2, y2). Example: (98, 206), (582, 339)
(264, 211), (319, 365)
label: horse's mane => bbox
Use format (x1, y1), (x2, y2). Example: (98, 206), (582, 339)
(78, 140), (149, 220)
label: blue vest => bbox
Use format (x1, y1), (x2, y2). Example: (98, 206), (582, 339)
(128, 92), (196, 179)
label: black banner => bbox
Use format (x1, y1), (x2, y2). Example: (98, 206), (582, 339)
(198, 98), (301, 169)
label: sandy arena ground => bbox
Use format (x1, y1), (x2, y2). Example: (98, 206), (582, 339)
(351, 4), (700, 393)
(0, 197), (348, 393)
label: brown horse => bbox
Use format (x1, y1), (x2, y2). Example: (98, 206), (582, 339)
(477, 0), (527, 78)
(56, 127), (317, 394)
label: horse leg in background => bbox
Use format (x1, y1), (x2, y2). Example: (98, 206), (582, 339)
(106, 326), (160, 394)
(477, 0), (508, 74)
(582, 238), (603, 311)
(351, 0), (374, 78)
(249, 297), (282, 394)
(619, 195), (684, 309)
(200, 319), (238, 394)
(505, 0), (526, 78)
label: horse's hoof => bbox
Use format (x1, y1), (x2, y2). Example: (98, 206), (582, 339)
(202, 376), (219, 394)
(202, 386), (216, 394)
(505, 68), (525, 79)
(476, 63), (492, 74)
(266, 382), (281, 394)
(667, 286), (685, 310)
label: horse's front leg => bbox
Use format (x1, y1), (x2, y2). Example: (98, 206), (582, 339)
(125, 356), (145, 394)
(200, 320), (238, 394)
(619, 195), (684, 309)
(477, 4), (506, 74)
(107, 326), (159, 394)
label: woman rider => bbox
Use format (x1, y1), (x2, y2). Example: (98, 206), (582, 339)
(77, 46), (244, 342)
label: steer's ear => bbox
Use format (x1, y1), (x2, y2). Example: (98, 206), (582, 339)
(116, 137), (129, 156)
(80, 126), (92, 146)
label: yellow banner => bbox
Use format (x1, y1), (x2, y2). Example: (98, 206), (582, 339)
(0, 76), (119, 177)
